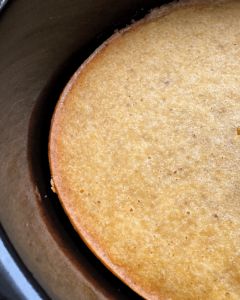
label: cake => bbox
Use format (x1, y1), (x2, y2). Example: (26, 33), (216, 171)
(49, 1), (240, 299)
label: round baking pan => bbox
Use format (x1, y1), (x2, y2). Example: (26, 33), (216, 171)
(0, 225), (49, 299)
(0, 1), (169, 299)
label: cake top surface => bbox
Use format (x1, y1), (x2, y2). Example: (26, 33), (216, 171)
(49, 1), (240, 299)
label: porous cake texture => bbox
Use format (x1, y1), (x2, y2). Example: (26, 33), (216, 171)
(49, 1), (240, 299)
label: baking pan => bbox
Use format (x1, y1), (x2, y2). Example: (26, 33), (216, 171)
(0, 1), (169, 299)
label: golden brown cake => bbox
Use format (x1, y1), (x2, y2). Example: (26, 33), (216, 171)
(49, 1), (240, 299)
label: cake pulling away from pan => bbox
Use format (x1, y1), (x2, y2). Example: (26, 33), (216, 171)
(49, 1), (240, 299)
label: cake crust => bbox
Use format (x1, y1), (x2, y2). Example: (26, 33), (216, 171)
(49, 1), (240, 299)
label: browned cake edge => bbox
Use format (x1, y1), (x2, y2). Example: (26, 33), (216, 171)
(48, 0), (225, 299)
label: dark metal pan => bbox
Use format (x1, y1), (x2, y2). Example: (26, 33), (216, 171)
(0, 1), (169, 299)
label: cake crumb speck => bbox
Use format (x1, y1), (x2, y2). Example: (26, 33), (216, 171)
(50, 178), (56, 193)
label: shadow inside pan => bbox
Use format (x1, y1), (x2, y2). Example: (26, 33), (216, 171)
(28, 1), (170, 298)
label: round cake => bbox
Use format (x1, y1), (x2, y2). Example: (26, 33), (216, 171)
(49, 1), (240, 299)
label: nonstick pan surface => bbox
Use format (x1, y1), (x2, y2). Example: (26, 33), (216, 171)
(0, 1), (169, 299)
